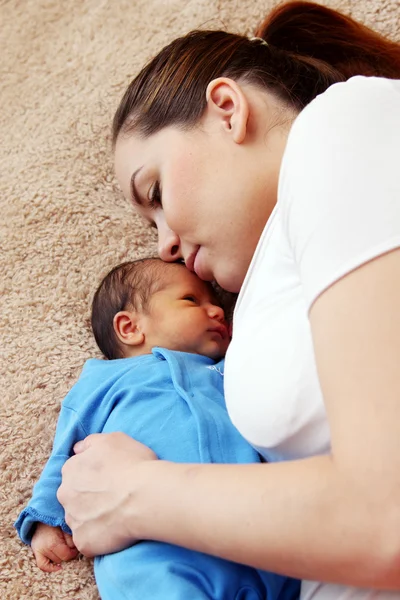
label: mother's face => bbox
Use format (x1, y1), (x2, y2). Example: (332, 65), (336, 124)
(114, 80), (287, 292)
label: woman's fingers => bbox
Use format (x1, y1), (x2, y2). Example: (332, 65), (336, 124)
(73, 432), (103, 454)
(57, 432), (158, 557)
(62, 532), (77, 550)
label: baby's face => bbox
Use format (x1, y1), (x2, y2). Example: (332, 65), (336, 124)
(141, 265), (230, 359)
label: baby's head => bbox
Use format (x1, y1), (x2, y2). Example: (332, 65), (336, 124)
(91, 258), (230, 361)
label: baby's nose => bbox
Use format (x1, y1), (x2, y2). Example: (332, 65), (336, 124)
(207, 303), (225, 321)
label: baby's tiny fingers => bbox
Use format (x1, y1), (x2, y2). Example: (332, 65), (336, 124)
(53, 542), (79, 562)
(35, 551), (62, 573)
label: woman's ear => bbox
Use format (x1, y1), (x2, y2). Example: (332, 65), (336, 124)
(113, 311), (145, 347)
(205, 77), (249, 144)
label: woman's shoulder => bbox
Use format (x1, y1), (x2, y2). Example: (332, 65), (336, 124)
(280, 75), (400, 196)
(277, 75), (400, 314)
(291, 75), (400, 139)
(318, 74), (400, 101)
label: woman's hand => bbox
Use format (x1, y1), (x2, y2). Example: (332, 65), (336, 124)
(57, 432), (157, 557)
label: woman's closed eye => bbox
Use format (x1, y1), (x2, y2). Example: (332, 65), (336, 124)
(149, 181), (162, 209)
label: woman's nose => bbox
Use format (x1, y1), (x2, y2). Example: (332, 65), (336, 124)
(157, 227), (182, 262)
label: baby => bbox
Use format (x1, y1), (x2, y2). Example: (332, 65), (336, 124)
(15, 258), (299, 600)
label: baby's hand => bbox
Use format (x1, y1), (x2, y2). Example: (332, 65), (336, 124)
(31, 522), (79, 572)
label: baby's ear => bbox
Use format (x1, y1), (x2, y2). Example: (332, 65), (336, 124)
(113, 311), (145, 347)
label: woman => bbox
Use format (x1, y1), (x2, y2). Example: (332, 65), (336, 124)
(57, 2), (400, 598)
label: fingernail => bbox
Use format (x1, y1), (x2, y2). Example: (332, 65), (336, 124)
(74, 441), (84, 453)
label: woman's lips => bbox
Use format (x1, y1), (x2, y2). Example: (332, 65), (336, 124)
(185, 248), (199, 273)
(193, 248), (213, 281)
(186, 248), (213, 281)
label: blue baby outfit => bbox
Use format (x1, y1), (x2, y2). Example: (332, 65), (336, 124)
(15, 348), (299, 600)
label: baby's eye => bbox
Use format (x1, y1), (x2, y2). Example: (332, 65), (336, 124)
(183, 296), (197, 303)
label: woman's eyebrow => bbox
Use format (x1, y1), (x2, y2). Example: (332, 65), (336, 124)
(130, 166), (144, 206)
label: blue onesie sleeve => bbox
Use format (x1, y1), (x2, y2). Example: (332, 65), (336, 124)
(14, 404), (87, 543)
(14, 354), (144, 545)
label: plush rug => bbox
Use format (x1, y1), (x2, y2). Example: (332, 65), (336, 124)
(1, 0), (398, 598)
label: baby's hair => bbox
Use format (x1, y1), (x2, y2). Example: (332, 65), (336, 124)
(91, 257), (173, 360)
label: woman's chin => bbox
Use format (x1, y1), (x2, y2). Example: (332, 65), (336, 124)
(213, 261), (247, 293)
(214, 273), (242, 294)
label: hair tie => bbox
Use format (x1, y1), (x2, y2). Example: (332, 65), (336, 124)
(249, 36), (269, 48)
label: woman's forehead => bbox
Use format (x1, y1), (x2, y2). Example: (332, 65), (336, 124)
(114, 133), (145, 178)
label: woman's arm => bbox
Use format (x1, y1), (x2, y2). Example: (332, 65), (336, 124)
(59, 252), (400, 588)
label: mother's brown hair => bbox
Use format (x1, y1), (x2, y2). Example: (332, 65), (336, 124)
(113, 0), (400, 143)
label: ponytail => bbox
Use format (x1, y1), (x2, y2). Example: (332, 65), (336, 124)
(255, 1), (400, 79)
(113, 1), (400, 144)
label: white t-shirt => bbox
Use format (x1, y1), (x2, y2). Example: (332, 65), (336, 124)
(225, 76), (400, 600)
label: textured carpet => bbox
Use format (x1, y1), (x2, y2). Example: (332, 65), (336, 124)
(1, 0), (398, 598)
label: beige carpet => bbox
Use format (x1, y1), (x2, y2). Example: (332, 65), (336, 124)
(1, 0), (398, 598)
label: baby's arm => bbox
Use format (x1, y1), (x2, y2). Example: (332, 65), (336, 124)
(31, 523), (78, 572)
(15, 404), (88, 547)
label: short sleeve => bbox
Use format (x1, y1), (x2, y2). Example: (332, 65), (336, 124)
(280, 76), (400, 312)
